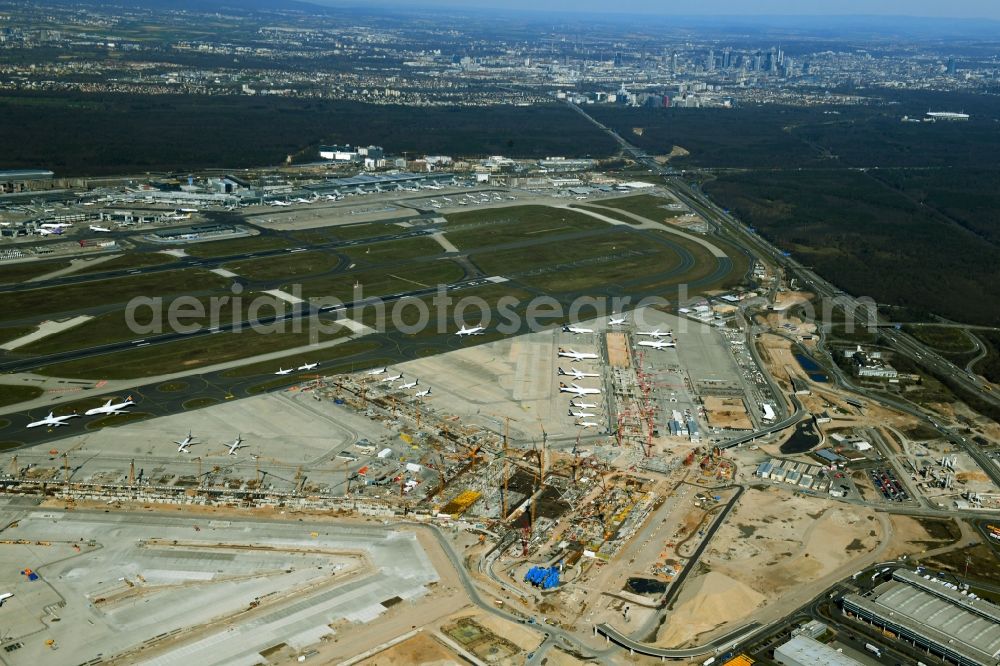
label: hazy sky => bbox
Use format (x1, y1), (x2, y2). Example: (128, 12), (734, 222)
(319, 0), (1000, 20)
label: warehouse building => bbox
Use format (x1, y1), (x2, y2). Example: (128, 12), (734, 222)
(774, 635), (862, 666)
(842, 568), (1000, 666)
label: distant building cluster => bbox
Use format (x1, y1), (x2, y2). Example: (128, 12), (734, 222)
(318, 145), (386, 170)
(844, 345), (898, 379)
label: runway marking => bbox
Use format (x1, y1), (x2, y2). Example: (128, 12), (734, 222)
(388, 274), (429, 288)
(210, 268), (239, 278)
(430, 232), (458, 253)
(1, 315), (93, 351)
(263, 289), (305, 305)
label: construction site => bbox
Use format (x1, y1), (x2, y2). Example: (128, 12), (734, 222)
(0, 309), (776, 660)
(5, 298), (998, 665)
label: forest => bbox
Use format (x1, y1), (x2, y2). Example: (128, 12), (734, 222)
(0, 92), (617, 175)
(703, 169), (1000, 327)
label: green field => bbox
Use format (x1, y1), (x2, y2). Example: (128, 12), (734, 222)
(0, 269), (232, 323)
(18, 293), (283, 355)
(470, 229), (655, 278)
(74, 253), (176, 275)
(0, 326), (35, 346)
(37, 324), (353, 379)
(225, 251), (341, 281)
(584, 195), (686, 223)
(288, 222), (404, 246)
(0, 259), (72, 284)
(0, 384), (44, 408)
(184, 235), (293, 258)
(444, 206), (607, 249)
(292, 260), (466, 303)
(343, 236), (444, 266)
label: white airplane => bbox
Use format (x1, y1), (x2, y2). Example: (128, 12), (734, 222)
(27, 412), (79, 428)
(382, 373), (402, 383)
(569, 409), (596, 418)
(298, 362), (319, 371)
(226, 434), (245, 456)
(38, 228), (59, 236)
(0, 592), (12, 606)
(456, 324), (485, 336)
(557, 348), (598, 361)
(270, 200), (291, 207)
(274, 367), (293, 375)
(570, 400), (598, 409)
(559, 382), (601, 397)
(638, 329), (671, 339)
(638, 340), (676, 350)
(558, 367), (599, 380)
(609, 314), (628, 326)
(415, 387), (432, 398)
(366, 367), (386, 376)
(40, 222), (71, 229)
(562, 325), (594, 335)
(89, 225), (112, 232)
(175, 431), (195, 453)
(575, 420), (600, 429)
(85, 395), (135, 416)
(398, 379), (419, 390)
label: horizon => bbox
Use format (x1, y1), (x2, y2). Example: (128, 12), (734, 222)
(304, 0), (1000, 21)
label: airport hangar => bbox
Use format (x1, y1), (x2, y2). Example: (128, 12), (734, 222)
(842, 568), (1000, 666)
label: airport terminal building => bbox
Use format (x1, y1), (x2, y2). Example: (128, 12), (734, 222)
(842, 569), (1000, 666)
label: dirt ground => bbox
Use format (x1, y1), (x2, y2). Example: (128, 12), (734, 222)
(357, 631), (462, 666)
(656, 486), (886, 647)
(882, 515), (963, 560)
(703, 396), (753, 430)
(771, 291), (815, 313)
(445, 609), (545, 652)
(607, 332), (630, 368)
(656, 571), (764, 646)
(544, 648), (593, 666)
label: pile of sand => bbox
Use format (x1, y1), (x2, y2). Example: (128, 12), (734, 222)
(655, 571), (765, 647)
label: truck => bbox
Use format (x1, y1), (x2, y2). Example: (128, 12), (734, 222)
(865, 643), (882, 657)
